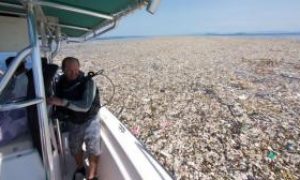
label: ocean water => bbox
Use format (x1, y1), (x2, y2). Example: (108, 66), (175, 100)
(204, 34), (300, 40)
(2, 33), (300, 71)
(98, 33), (300, 41)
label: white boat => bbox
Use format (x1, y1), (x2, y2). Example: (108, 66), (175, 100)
(0, 1), (173, 179)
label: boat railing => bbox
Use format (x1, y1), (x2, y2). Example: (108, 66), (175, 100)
(0, 98), (43, 111)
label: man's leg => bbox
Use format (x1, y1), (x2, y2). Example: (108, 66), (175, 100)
(69, 123), (85, 177)
(87, 155), (99, 179)
(85, 118), (101, 179)
(74, 150), (84, 168)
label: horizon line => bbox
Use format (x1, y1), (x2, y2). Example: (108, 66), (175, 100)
(100, 31), (300, 39)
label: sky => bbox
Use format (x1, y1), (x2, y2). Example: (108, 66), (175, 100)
(105, 0), (300, 37)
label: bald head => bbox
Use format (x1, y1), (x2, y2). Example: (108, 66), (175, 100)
(62, 57), (80, 81)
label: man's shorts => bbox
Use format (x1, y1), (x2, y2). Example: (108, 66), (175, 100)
(68, 117), (101, 156)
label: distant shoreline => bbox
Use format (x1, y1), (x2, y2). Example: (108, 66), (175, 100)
(98, 32), (300, 41)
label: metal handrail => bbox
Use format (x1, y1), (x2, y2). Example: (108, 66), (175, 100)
(0, 46), (32, 95)
(53, 118), (66, 175)
(0, 98), (43, 111)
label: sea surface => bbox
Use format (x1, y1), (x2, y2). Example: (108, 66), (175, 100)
(98, 32), (300, 41)
(1, 33), (300, 71)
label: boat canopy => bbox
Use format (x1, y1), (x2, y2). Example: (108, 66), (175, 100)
(0, 0), (159, 41)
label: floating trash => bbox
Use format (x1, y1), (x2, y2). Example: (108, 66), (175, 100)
(267, 150), (277, 161)
(285, 142), (294, 151)
(58, 37), (300, 180)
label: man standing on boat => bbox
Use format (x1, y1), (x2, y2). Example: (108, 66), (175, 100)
(47, 57), (101, 180)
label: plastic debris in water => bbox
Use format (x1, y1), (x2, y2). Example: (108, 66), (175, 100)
(131, 125), (140, 136)
(282, 169), (296, 180)
(62, 38), (300, 180)
(285, 142), (293, 151)
(267, 150), (277, 160)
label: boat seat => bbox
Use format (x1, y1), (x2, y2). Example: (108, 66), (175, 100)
(0, 132), (33, 157)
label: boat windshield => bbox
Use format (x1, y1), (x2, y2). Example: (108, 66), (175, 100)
(0, 53), (31, 147)
(0, 53), (31, 103)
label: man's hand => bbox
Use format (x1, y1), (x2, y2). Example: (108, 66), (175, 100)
(47, 97), (64, 106)
(0, 70), (4, 76)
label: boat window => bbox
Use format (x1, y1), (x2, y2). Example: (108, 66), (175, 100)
(0, 54), (29, 104)
(0, 53), (30, 146)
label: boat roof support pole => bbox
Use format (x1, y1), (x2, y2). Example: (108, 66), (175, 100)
(27, 3), (55, 180)
(67, 20), (116, 42)
(85, 20), (116, 41)
(0, 2), (24, 10)
(0, 46), (32, 94)
(33, 1), (114, 20)
(50, 23), (92, 32)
